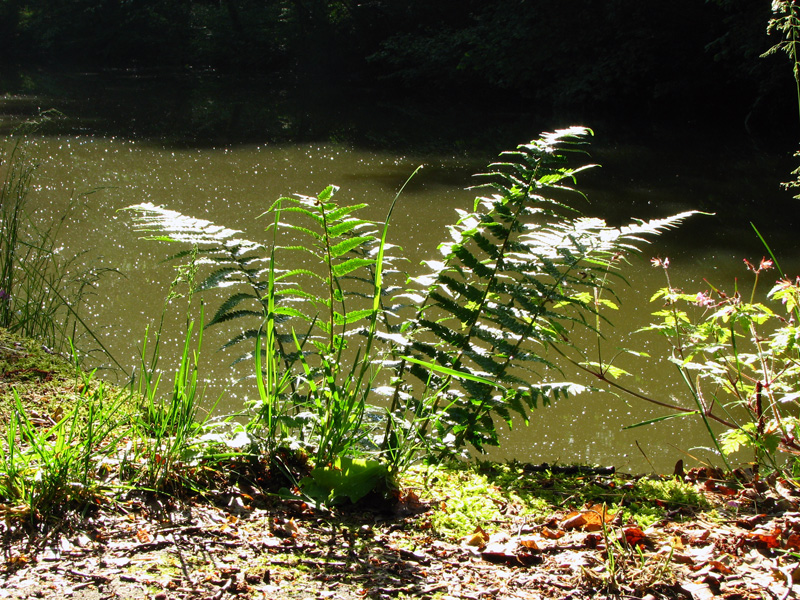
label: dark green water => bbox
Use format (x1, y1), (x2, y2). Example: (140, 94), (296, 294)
(2, 70), (799, 472)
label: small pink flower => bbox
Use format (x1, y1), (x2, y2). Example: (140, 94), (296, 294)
(695, 291), (715, 307)
(744, 257), (774, 274)
(650, 256), (669, 269)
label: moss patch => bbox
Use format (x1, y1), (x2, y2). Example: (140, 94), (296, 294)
(403, 461), (711, 539)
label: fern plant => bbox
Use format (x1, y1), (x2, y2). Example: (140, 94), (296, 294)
(126, 127), (695, 476)
(376, 127), (695, 466)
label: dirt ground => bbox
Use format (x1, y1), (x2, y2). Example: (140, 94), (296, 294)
(3, 468), (800, 600)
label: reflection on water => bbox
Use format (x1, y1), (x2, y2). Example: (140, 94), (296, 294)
(2, 70), (800, 472)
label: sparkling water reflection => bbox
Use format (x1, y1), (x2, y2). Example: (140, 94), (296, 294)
(3, 72), (800, 472)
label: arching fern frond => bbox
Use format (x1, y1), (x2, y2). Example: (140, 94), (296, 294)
(384, 127), (697, 453)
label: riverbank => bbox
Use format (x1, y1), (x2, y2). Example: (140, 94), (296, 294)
(2, 329), (800, 599)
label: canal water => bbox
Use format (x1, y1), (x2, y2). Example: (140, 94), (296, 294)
(2, 70), (799, 472)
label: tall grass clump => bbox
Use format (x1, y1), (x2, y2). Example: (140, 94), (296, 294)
(0, 127), (120, 369)
(127, 128), (694, 503)
(0, 374), (131, 522)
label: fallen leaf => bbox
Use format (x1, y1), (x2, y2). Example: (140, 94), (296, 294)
(622, 526), (647, 547)
(462, 526), (490, 548)
(518, 536), (540, 550)
(741, 528), (782, 549)
(541, 527), (564, 540)
(682, 528), (711, 544)
(680, 581), (716, 600)
(706, 560), (734, 575)
(561, 512), (587, 531)
(562, 504), (614, 532)
(786, 533), (800, 551)
(136, 529), (152, 544)
(735, 514), (767, 529)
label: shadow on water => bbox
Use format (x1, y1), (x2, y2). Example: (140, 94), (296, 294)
(3, 68), (799, 233)
(0, 68), (552, 155)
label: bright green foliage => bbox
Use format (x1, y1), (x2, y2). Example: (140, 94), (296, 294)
(0, 379), (129, 522)
(381, 128), (694, 464)
(300, 457), (391, 505)
(123, 257), (233, 492)
(407, 462), (708, 539)
(126, 128), (693, 498)
(636, 258), (800, 471)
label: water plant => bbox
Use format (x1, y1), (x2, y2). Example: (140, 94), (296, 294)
(577, 2), (800, 475)
(126, 128), (694, 500)
(580, 251), (800, 474)
(0, 125), (122, 371)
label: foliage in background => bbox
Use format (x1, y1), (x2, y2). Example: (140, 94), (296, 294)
(127, 128), (693, 505)
(0, 1), (788, 122)
(764, 0), (800, 196)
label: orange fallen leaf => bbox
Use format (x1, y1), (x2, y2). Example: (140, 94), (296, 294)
(518, 536), (540, 550)
(786, 533), (800, 551)
(706, 560), (734, 575)
(541, 527), (564, 540)
(742, 528), (782, 549)
(562, 512), (587, 530)
(623, 526), (647, 547)
(562, 504), (614, 532)
(136, 528), (152, 544)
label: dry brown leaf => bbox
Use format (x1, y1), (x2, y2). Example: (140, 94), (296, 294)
(705, 560), (734, 575)
(562, 504), (614, 532)
(135, 528), (152, 544)
(541, 527), (564, 539)
(683, 528), (711, 544)
(518, 536), (540, 550)
(561, 512), (587, 531)
(741, 528), (782, 549)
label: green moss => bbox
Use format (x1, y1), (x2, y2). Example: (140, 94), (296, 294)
(403, 461), (711, 539)
(0, 327), (135, 429)
(405, 463), (550, 539)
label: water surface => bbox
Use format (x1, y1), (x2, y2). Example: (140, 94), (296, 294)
(2, 70), (799, 472)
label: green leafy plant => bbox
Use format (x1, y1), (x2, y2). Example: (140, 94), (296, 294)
(378, 131), (693, 468)
(584, 252), (800, 473)
(764, 1), (800, 197)
(0, 377), (129, 522)
(126, 128), (693, 497)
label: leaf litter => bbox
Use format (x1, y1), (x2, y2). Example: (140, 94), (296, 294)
(2, 462), (800, 600)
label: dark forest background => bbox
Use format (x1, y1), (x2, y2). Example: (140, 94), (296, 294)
(0, 1), (795, 137)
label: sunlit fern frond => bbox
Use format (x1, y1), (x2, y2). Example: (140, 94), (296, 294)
(396, 128), (697, 451)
